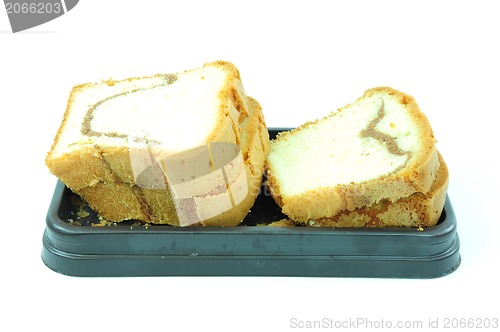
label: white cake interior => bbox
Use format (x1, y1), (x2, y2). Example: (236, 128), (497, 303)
(268, 95), (421, 196)
(52, 66), (228, 157)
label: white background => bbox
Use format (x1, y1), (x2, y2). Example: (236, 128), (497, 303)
(1, 1), (499, 331)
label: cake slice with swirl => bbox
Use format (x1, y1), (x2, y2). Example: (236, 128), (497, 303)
(266, 87), (440, 224)
(46, 61), (270, 226)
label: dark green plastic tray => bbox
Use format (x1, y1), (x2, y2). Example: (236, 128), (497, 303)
(41, 129), (460, 278)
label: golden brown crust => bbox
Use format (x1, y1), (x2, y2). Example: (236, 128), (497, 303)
(193, 98), (269, 226)
(266, 87), (440, 222)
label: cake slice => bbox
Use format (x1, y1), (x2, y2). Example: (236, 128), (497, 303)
(266, 87), (439, 222)
(46, 61), (270, 226)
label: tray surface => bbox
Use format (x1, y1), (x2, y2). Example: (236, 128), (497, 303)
(41, 129), (461, 278)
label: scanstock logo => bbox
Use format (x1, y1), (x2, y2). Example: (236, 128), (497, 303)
(4, 0), (79, 33)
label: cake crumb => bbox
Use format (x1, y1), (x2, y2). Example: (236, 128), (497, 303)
(91, 215), (115, 227)
(76, 210), (90, 218)
(92, 220), (108, 227)
(68, 218), (81, 226)
(102, 78), (116, 86)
